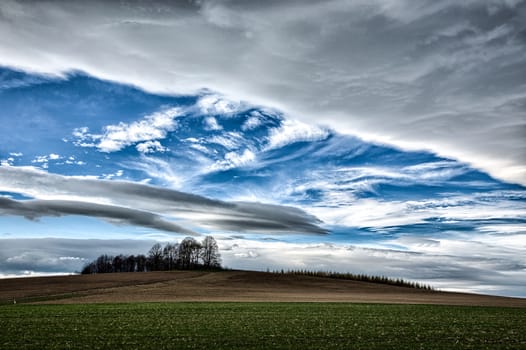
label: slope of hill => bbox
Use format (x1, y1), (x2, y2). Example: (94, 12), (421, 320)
(1, 270), (525, 307)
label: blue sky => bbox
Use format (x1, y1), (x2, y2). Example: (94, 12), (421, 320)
(0, 1), (525, 297)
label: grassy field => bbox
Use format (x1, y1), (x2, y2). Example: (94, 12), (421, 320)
(1, 302), (525, 349)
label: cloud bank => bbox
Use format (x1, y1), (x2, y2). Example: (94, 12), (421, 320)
(218, 237), (526, 297)
(0, 166), (327, 235)
(0, 0), (524, 184)
(0, 197), (197, 236)
(2, 236), (524, 297)
(0, 238), (155, 276)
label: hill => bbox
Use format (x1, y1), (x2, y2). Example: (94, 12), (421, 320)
(1, 270), (525, 307)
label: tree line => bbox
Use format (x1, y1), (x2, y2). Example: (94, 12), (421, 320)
(272, 269), (434, 290)
(81, 236), (222, 274)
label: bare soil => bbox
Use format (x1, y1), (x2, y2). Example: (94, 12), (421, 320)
(1, 270), (525, 307)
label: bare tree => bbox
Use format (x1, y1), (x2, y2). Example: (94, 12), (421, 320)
(113, 255), (124, 273)
(163, 243), (179, 270)
(96, 254), (113, 273)
(200, 236), (221, 269)
(191, 240), (202, 267)
(148, 243), (163, 271)
(136, 254), (147, 272)
(80, 238), (222, 274)
(124, 255), (136, 272)
(179, 237), (200, 269)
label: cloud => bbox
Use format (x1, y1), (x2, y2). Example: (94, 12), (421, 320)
(207, 132), (244, 150)
(0, 166), (327, 235)
(136, 140), (167, 154)
(198, 94), (241, 115)
(0, 238), (156, 275)
(0, 197), (198, 236)
(203, 116), (223, 131)
(124, 156), (187, 188)
(308, 191), (526, 228)
(209, 149), (256, 171)
(217, 236), (526, 297)
(73, 107), (181, 152)
(241, 112), (263, 131)
(265, 119), (329, 151)
(0, 1), (524, 183)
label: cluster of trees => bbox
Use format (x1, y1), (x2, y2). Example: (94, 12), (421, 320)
(81, 236), (221, 274)
(273, 269), (434, 290)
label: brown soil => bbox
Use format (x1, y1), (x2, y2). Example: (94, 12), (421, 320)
(1, 270), (525, 307)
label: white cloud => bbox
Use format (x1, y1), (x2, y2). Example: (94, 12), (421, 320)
(136, 140), (168, 154)
(183, 137), (213, 154)
(73, 107), (181, 152)
(103, 169), (124, 180)
(209, 149), (256, 171)
(98, 107), (180, 152)
(189, 143), (211, 154)
(265, 119), (329, 151)
(72, 127), (98, 147)
(31, 156), (48, 164)
(29, 154), (62, 168)
(1, 157), (15, 166)
(242, 112), (263, 131)
(203, 116), (223, 131)
(9, 152), (23, 157)
(198, 94), (241, 115)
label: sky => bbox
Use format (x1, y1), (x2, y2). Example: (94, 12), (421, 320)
(0, 1), (525, 297)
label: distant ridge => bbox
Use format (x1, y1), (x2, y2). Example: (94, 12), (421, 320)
(1, 270), (525, 307)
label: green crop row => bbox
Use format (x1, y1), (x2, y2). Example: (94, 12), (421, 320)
(1, 303), (524, 349)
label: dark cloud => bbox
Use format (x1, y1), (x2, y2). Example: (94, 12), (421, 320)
(229, 202), (327, 234)
(0, 166), (327, 234)
(0, 197), (198, 236)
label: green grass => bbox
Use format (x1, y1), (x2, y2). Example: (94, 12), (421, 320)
(1, 303), (525, 349)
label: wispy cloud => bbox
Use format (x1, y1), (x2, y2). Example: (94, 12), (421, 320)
(308, 192), (526, 229)
(207, 132), (244, 150)
(265, 119), (329, 151)
(208, 149), (256, 172)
